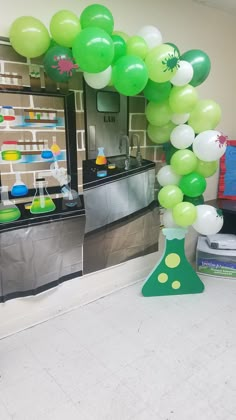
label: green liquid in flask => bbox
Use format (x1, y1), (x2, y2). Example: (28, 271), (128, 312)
(142, 228), (204, 296)
(30, 197), (56, 214)
(0, 206), (21, 223)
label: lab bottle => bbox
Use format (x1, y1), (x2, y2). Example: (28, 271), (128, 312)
(50, 136), (61, 156)
(96, 147), (107, 165)
(41, 140), (53, 159)
(0, 186), (21, 223)
(30, 179), (56, 214)
(1, 140), (21, 161)
(11, 172), (28, 197)
(142, 228), (204, 296)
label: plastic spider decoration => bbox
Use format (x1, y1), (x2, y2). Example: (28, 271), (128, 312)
(215, 133), (228, 149)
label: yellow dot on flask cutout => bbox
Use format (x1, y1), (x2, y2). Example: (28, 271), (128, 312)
(172, 281), (181, 289)
(158, 273), (168, 283)
(165, 253), (180, 268)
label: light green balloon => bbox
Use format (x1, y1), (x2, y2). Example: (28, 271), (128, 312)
(126, 36), (148, 59)
(195, 159), (218, 178)
(147, 121), (176, 144)
(170, 150), (198, 175)
(172, 202), (197, 227)
(145, 100), (172, 126)
(158, 185), (183, 209)
(50, 10), (81, 48)
(145, 44), (180, 83)
(169, 84), (198, 114)
(10, 16), (50, 58)
(188, 99), (222, 133)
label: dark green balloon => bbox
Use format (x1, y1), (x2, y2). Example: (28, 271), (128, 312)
(180, 49), (211, 87)
(111, 34), (126, 63)
(183, 195), (204, 205)
(143, 80), (172, 103)
(163, 143), (178, 164)
(43, 45), (77, 82)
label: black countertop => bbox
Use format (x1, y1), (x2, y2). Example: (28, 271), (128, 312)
(206, 199), (236, 214)
(83, 156), (155, 190)
(0, 196), (85, 233)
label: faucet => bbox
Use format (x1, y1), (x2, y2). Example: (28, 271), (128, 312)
(130, 133), (142, 166)
(119, 134), (130, 170)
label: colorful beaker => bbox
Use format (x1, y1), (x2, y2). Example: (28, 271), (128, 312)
(11, 172), (28, 197)
(30, 178), (56, 214)
(96, 147), (107, 165)
(0, 186), (21, 223)
(1, 140), (21, 161)
(50, 136), (61, 156)
(1, 105), (15, 122)
(41, 140), (53, 160)
(61, 185), (81, 208)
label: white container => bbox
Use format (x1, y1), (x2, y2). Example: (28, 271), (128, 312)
(196, 236), (236, 278)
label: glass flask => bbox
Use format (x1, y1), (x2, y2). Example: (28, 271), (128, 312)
(142, 228), (204, 296)
(41, 140), (53, 159)
(50, 136), (61, 156)
(0, 186), (21, 223)
(1, 105), (15, 122)
(61, 185), (81, 208)
(1, 140), (21, 161)
(30, 178), (56, 214)
(96, 147), (107, 165)
(11, 172), (28, 197)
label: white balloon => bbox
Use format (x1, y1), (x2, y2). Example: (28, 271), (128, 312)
(84, 66), (112, 89)
(192, 205), (224, 235)
(170, 60), (194, 86)
(156, 165), (181, 186)
(162, 209), (179, 228)
(192, 130), (227, 162)
(171, 113), (190, 125)
(137, 25), (162, 50)
(170, 124), (195, 149)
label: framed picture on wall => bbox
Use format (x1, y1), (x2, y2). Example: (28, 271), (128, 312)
(218, 140), (236, 200)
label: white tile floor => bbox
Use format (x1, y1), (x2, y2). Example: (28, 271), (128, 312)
(1, 276), (236, 420)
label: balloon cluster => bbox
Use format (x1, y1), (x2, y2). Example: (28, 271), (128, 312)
(9, 4), (227, 235)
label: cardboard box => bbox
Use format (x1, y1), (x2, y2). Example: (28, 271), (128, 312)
(196, 236), (236, 278)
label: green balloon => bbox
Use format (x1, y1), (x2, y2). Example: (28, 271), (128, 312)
(172, 202), (197, 227)
(112, 55), (148, 96)
(179, 172), (207, 197)
(145, 44), (180, 83)
(72, 27), (114, 73)
(170, 150), (198, 175)
(163, 143), (179, 164)
(181, 49), (211, 87)
(80, 4), (114, 34)
(188, 99), (222, 133)
(43, 46), (78, 82)
(143, 80), (172, 103)
(158, 185), (183, 209)
(147, 121), (176, 144)
(195, 159), (218, 178)
(145, 100), (172, 127)
(111, 35), (126, 63)
(169, 84), (198, 114)
(126, 36), (148, 59)
(50, 10), (81, 48)
(10, 16), (50, 58)
(165, 42), (181, 56)
(183, 195), (204, 205)
(113, 31), (129, 42)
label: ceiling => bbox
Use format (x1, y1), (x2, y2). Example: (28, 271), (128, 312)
(193, 0), (236, 15)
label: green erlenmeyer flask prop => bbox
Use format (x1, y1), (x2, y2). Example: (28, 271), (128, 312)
(30, 178), (56, 214)
(0, 186), (21, 223)
(142, 228), (204, 296)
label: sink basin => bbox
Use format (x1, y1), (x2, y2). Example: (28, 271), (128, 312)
(108, 155), (141, 170)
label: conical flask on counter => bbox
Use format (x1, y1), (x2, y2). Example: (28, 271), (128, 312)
(96, 147), (107, 165)
(30, 178), (56, 214)
(0, 186), (21, 223)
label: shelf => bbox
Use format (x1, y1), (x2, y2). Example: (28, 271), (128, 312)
(24, 119), (58, 124)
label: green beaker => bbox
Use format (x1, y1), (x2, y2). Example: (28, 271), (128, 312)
(142, 228), (204, 296)
(0, 186), (21, 223)
(30, 178), (56, 214)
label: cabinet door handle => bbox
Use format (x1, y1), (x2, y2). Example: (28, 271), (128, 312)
(89, 125), (96, 151)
